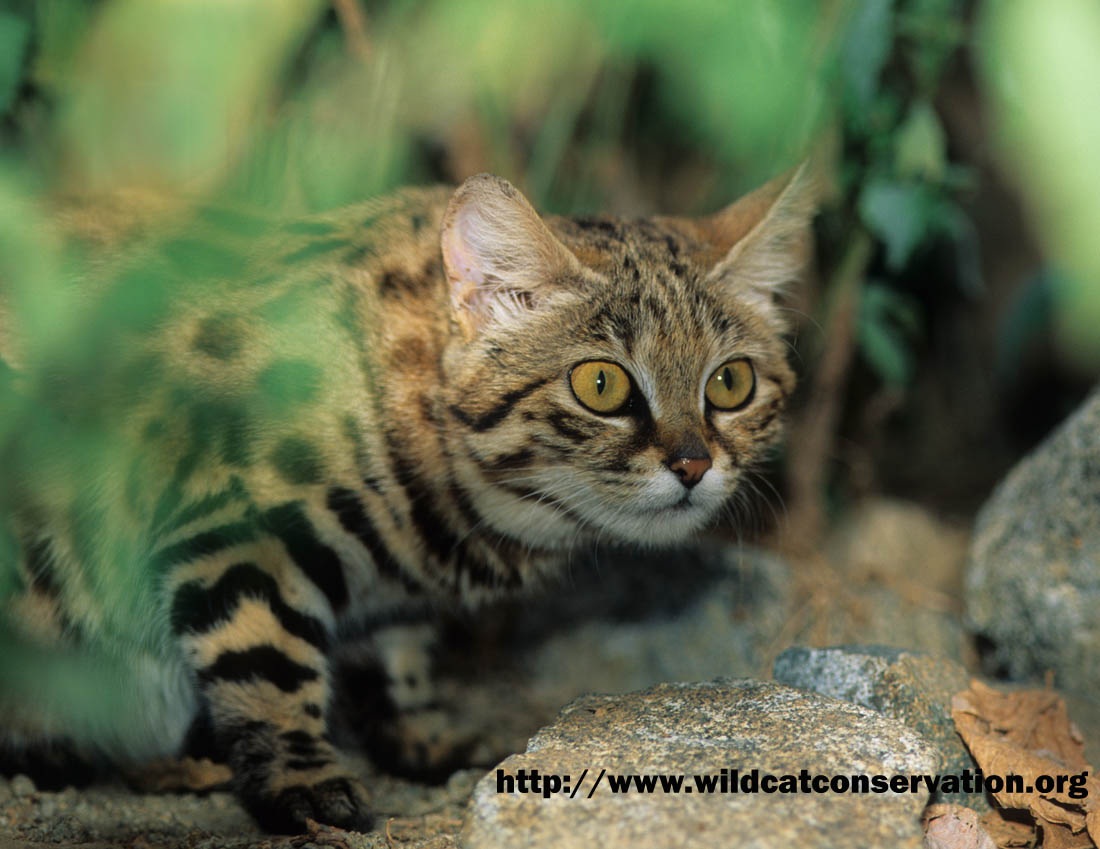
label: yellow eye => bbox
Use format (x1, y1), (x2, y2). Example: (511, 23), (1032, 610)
(570, 361), (632, 414)
(705, 359), (755, 410)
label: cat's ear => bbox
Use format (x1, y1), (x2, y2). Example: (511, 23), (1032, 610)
(442, 174), (582, 335)
(701, 162), (818, 324)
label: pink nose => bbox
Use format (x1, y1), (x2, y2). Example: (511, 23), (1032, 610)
(667, 456), (712, 488)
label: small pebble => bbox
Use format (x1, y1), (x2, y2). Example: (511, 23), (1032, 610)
(10, 774), (36, 798)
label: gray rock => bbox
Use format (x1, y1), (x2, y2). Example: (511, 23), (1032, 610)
(10, 773), (35, 798)
(773, 645), (985, 809)
(966, 385), (1100, 702)
(461, 680), (941, 849)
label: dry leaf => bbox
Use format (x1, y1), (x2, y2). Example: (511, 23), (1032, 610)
(952, 681), (1099, 849)
(978, 809), (1036, 848)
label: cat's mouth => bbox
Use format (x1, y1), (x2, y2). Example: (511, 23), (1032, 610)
(651, 494), (693, 512)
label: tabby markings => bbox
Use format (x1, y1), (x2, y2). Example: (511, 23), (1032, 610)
(384, 430), (466, 573)
(262, 502), (350, 612)
(171, 562), (328, 650)
(485, 447), (535, 473)
(192, 314), (244, 360)
(271, 437), (325, 485)
(198, 645), (319, 693)
(281, 238), (352, 265)
(160, 476), (249, 536)
(152, 520), (259, 571)
(545, 410), (595, 442)
(152, 501), (349, 613)
(448, 377), (549, 432)
(188, 400), (253, 467)
(258, 360), (322, 409)
(326, 486), (420, 593)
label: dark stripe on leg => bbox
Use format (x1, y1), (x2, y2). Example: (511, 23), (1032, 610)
(171, 562), (328, 650)
(152, 521), (258, 571)
(262, 502), (349, 612)
(162, 476), (249, 535)
(199, 646), (319, 693)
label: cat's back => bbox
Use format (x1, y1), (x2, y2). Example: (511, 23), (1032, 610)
(0, 185), (454, 634)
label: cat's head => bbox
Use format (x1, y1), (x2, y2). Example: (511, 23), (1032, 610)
(439, 169), (815, 549)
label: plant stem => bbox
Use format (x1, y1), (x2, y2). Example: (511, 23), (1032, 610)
(782, 226), (873, 555)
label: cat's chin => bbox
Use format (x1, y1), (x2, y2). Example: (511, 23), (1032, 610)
(590, 501), (720, 547)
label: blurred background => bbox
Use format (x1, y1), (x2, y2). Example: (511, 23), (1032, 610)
(1, 0), (1099, 559)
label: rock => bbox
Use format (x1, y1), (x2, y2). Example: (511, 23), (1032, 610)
(922, 804), (997, 849)
(773, 645), (985, 809)
(822, 499), (971, 661)
(461, 680), (941, 849)
(10, 774), (35, 798)
(966, 385), (1100, 702)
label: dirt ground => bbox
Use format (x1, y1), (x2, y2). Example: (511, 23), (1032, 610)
(0, 676), (543, 849)
(3, 521), (1097, 849)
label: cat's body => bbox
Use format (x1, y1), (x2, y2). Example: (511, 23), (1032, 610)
(0, 171), (813, 832)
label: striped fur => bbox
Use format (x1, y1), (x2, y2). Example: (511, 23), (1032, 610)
(0, 169), (815, 832)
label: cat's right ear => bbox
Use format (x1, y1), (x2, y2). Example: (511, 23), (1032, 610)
(441, 174), (582, 336)
(700, 162), (819, 328)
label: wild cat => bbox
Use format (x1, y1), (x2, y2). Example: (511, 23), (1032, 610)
(0, 167), (814, 832)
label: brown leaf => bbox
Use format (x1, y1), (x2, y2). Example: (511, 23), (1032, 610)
(978, 810), (1035, 848)
(952, 681), (1099, 849)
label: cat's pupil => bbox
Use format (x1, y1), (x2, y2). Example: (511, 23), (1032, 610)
(596, 370), (606, 394)
(721, 366), (732, 387)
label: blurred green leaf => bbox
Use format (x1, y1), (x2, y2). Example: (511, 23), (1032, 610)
(58, 0), (323, 193)
(979, 0), (1100, 372)
(898, 0), (966, 93)
(840, 0), (895, 120)
(858, 178), (937, 271)
(0, 9), (30, 115)
(583, 0), (825, 174)
(858, 282), (921, 386)
(894, 99), (945, 180)
(32, 0), (95, 90)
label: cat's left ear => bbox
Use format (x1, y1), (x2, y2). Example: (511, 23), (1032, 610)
(441, 173), (583, 336)
(700, 162), (819, 326)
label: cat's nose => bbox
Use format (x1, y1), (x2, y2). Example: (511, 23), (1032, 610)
(667, 456), (712, 488)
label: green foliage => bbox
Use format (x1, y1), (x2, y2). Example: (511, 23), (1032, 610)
(978, 0), (1100, 373)
(0, 7), (30, 115)
(858, 283), (921, 387)
(1, 0), (833, 212)
(832, 0), (972, 389)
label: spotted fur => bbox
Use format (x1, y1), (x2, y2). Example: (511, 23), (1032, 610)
(0, 169), (815, 832)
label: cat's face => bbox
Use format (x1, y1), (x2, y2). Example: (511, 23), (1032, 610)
(440, 172), (813, 549)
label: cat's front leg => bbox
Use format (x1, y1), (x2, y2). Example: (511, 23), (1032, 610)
(169, 549), (372, 834)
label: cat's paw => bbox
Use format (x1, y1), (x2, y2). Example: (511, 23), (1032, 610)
(244, 774), (373, 834)
(230, 728), (373, 833)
